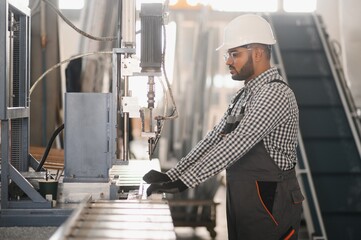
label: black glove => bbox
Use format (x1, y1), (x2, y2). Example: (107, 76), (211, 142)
(143, 170), (171, 184)
(146, 179), (188, 197)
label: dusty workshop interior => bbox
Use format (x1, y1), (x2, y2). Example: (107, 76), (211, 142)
(1, 0), (361, 239)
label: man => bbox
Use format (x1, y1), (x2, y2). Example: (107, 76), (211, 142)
(143, 14), (304, 240)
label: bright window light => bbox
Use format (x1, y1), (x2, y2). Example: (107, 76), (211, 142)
(59, 0), (84, 10)
(12, 0), (29, 8)
(192, 0), (278, 12)
(169, 0), (179, 5)
(213, 74), (244, 88)
(284, 0), (317, 12)
(187, 0), (208, 6)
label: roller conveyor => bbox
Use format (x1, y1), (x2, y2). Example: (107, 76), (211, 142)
(52, 158), (176, 240)
(51, 199), (176, 240)
(51, 198), (176, 240)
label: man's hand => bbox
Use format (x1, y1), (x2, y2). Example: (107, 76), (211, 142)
(146, 179), (188, 197)
(143, 170), (171, 184)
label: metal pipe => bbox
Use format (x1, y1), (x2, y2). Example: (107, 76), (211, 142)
(40, 1), (47, 146)
(120, 0), (136, 161)
(9, 12), (14, 108)
(123, 74), (129, 161)
(147, 76), (155, 132)
(117, 0), (122, 48)
(1, 121), (10, 209)
(121, 0), (136, 48)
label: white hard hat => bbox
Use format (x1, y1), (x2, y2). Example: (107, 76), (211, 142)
(216, 14), (276, 51)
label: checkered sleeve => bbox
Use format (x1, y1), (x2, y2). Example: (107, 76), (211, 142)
(179, 84), (291, 188)
(166, 110), (228, 181)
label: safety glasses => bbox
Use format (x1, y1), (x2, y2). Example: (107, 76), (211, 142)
(223, 48), (252, 62)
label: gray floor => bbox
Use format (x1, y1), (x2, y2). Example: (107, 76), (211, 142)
(175, 185), (228, 240)
(0, 227), (58, 240)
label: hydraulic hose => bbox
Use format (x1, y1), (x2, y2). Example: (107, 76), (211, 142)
(36, 123), (65, 172)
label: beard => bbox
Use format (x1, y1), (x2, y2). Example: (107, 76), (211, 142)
(230, 54), (254, 81)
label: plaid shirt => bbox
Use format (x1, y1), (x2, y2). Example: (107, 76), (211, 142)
(167, 67), (299, 188)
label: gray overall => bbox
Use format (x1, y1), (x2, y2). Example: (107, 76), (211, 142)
(224, 80), (304, 240)
(226, 141), (304, 240)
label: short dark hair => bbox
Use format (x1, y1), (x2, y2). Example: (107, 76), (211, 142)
(249, 43), (272, 59)
(264, 45), (272, 59)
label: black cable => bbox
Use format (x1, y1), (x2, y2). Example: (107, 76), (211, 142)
(36, 123), (65, 172)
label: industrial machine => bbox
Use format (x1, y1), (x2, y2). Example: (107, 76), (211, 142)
(60, 0), (171, 200)
(0, 1), (177, 238)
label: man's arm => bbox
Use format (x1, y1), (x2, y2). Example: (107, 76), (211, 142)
(165, 111), (228, 181)
(179, 85), (291, 188)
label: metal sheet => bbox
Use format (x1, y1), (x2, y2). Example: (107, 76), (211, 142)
(64, 93), (112, 182)
(74, 221), (174, 231)
(58, 182), (110, 203)
(70, 229), (176, 240)
(83, 208), (171, 215)
(81, 213), (173, 223)
(89, 202), (169, 209)
(109, 160), (160, 187)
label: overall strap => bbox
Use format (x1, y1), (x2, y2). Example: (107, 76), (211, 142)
(269, 79), (288, 86)
(227, 89), (244, 115)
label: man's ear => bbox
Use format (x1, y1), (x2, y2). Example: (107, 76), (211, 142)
(253, 47), (265, 62)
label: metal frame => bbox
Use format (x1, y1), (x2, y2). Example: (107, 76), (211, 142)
(0, 0), (31, 120)
(111, 47), (136, 163)
(0, 0), (78, 225)
(313, 14), (361, 156)
(0, 1), (75, 227)
(0, 0), (52, 217)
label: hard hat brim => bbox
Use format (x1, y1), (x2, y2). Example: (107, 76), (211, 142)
(216, 40), (276, 52)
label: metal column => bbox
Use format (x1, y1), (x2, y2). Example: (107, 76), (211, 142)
(1, 0), (51, 211)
